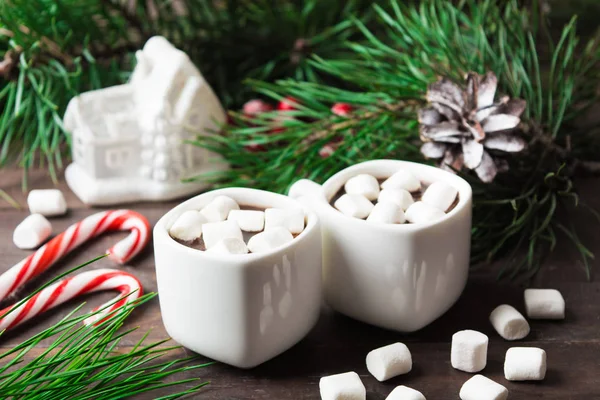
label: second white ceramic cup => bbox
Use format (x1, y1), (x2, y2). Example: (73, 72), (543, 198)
(289, 159), (472, 332)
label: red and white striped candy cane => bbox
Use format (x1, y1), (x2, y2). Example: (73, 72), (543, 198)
(0, 209), (149, 300)
(0, 209), (150, 330)
(0, 269), (142, 330)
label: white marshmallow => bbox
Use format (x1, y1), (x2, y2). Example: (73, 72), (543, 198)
(247, 227), (293, 253)
(489, 304), (530, 341)
(319, 371), (366, 400)
(366, 342), (412, 382)
(169, 210), (207, 241)
(264, 208), (305, 234)
(207, 237), (248, 255)
(386, 386), (426, 400)
(366, 202), (405, 224)
(200, 195), (240, 222)
(202, 220), (243, 249)
(27, 189), (67, 216)
(421, 181), (458, 212)
(378, 188), (414, 211)
(334, 194), (374, 219)
(451, 330), (488, 373)
(381, 170), (421, 192)
(524, 288), (565, 320)
(405, 201), (445, 224)
(344, 174), (380, 201)
(228, 209), (265, 232)
(13, 214), (52, 249)
(459, 375), (508, 400)
(504, 347), (547, 381)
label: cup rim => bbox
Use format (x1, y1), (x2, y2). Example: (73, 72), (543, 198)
(319, 159), (472, 232)
(154, 187), (319, 263)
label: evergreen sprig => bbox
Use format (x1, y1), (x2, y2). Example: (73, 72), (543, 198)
(0, 0), (371, 185)
(0, 257), (212, 399)
(192, 0), (600, 278)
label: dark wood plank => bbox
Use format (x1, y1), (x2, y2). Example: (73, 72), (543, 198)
(1, 168), (600, 398)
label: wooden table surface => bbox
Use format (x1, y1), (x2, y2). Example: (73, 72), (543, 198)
(1, 168), (599, 399)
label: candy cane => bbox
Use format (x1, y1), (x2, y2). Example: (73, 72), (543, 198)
(0, 210), (150, 330)
(0, 269), (142, 330)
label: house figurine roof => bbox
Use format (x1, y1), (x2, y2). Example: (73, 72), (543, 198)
(63, 36), (227, 205)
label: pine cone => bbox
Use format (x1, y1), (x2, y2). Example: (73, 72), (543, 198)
(419, 72), (526, 182)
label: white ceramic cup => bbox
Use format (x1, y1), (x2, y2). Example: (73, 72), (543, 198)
(289, 160), (472, 332)
(154, 188), (322, 368)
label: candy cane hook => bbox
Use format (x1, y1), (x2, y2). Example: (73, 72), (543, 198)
(0, 210), (150, 330)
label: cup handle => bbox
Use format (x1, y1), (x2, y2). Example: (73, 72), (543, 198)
(288, 179), (327, 209)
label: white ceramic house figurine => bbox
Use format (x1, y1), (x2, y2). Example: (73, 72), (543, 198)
(63, 36), (227, 205)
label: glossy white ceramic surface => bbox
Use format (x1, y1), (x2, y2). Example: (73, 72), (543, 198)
(289, 160), (472, 332)
(154, 188), (322, 368)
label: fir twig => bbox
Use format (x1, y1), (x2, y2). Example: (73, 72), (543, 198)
(0, 0), (373, 186)
(0, 256), (213, 399)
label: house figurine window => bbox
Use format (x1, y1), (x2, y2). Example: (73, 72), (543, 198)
(106, 148), (132, 169)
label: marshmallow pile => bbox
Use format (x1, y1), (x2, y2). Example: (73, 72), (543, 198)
(319, 288), (565, 400)
(169, 195), (305, 255)
(12, 189), (68, 250)
(333, 170), (458, 225)
(449, 288), (564, 399)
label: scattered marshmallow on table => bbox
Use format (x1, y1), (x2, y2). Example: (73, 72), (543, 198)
(367, 202), (406, 224)
(207, 237), (248, 255)
(366, 342), (412, 382)
(319, 371), (366, 400)
(334, 194), (374, 219)
(247, 227), (294, 253)
(378, 188), (414, 211)
(504, 347), (547, 381)
(459, 374), (508, 400)
(27, 189), (67, 216)
(421, 181), (458, 212)
(386, 385), (426, 400)
(169, 210), (207, 241)
(200, 195), (240, 222)
(451, 330), (488, 373)
(13, 214), (52, 249)
(228, 209), (265, 232)
(381, 170), (421, 192)
(344, 174), (380, 201)
(202, 220), (243, 249)
(489, 304), (530, 341)
(524, 288), (565, 320)
(405, 201), (445, 224)
(264, 208), (305, 234)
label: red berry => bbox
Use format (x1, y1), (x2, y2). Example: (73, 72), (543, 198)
(331, 102), (352, 117)
(277, 96), (299, 111)
(319, 144), (335, 158)
(243, 99), (273, 116)
(245, 142), (266, 152)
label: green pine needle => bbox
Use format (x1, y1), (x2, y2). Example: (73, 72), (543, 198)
(0, 256), (213, 399)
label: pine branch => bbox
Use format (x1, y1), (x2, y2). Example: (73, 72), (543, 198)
(192, 0), (600, 278)
(0, 0), (373, 185)
(0, 257), (212, 399)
